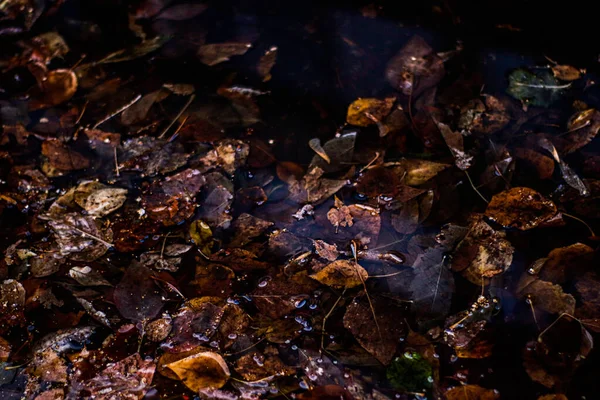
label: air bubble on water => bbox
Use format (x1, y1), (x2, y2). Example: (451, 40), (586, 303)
(295, 299), (307, 308)
(450, 355), (458, 363)
(209, 341), (219, 348)
(228, 333), (237, 340)
(309, 303), (317, 310)
(308, 373), (318, 381)
(291, 345), (298, 350)
(299, 381), (309, 390)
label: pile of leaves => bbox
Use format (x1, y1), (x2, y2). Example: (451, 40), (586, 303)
(1, 1), (600, 399)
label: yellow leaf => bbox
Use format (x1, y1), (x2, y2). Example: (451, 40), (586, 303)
(346, 97), (395, 127)
(310, 260), (368, 289)
(166, 351), (230, 392)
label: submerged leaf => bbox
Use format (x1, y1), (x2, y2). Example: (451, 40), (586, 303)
(73, 181), (128, 216)
(166, 351), (230, 391)
(559, 108), (600, 154)
(198, 42), (251, 66)
(257, 46), (277, 81)
(485, 187), (557, 230)
(309, 132), (357, 173)
(386, 352), (433, 393)
(346, 97), (395, 127)
(310, 260), (368, 289)
(435, 120), (473, 170)
(46, 213), (113, 261)
(445, 385), (499, 400)
(29, 69), (78, 110)
(113, 263), (164, 323)
(190, 220), (214, 255)
(507, 68), (568, 107)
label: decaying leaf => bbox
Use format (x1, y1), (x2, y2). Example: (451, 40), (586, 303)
(41, 139), (90, 171)
(558, 108), (600, 154)
(408, 247), (454, 318)
(507, 68), (568, 108)
(485, 187), (557, 230)
(166, 351), (230, 391)
(309, 132), (357, 173)
(445, 385), (499, 400)
(343, 296), (406, 365)
(257, 46), (277, 81)
(327, 197), (353, 230)
(435, 120), (473, 170)
(385, 35), (445, 96)
(190, 219), (214, 255)
(310, 260), (368, 289)
(552, 64), (582, 81)
(29, 69), (78, 110)
(113, 263), (164, 323)
(0, 280), (26, 334)
(73, 181), (128, 216)
(390, 159), (451, 186)
(229, 213), (273, 247)
(289, 166), (347, 205)
(517, 276), (576, 315)
(198, 42), (251, 66)
(45, 213), (113, 261)
(346, 97), (395, 127)
(514, 148), (555, 180)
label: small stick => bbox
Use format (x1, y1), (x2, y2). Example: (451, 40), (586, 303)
(93, 94), (142, 129)
(321, 289), (346, 350)
(159, 94), (195, 139)
(464, 170), (489, 203)
(113, 147), (120, 177)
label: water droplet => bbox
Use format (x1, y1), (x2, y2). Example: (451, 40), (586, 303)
(258, 276), (271, 287)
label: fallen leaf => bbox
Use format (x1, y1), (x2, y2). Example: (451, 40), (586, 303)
(29, 69), (78, 110)
(435, 119), (473, 170)
(198, 43), (251, 66)
(537, 243), (594, 284)
(558, 108), (600, 154)
(385, 35), (445, 96)
(507, 68), (568, 108)
(257, 47), (278, 83)
(409, 247), (455, 319)
(289, 166), (347, 205)
(485, 187), (557, 230)
(69, 266), (112, 286)
(552, 64), (582, 81)
(310, 260), (368, 289)
(0, 280), (26, 334)
(113, 263), (164, 323)
(46, 213), (113, 261)
(41, 139), (90, 171)
(445, 385), (499, 400)
(166, 351), (230, 391)
(346, 97), (395, 127)
(327, 197), (353, 229)
(190, 220), (214, 255)
(229, 213), (273, 247)
(343, 296), (406, 365)
(73, 181), (128, 217)
(156, 3), (207, 20)
(514, 148), (555, 180)
(234, 347), (294, 381)
(517, 277), (576, 315)
(390, 159), (451, 186)
(28, 347), (67, 383)
(309, 131), (357, 173)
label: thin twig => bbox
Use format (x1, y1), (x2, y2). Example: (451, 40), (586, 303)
(464, 170), (489, 203)
(75, 100), (88, 125)
(321, 289), (346, 350)
(351, 241), (382, 341)
(167, 115), (189, 142)
(93, 94), (142, 129)
(562, 212), (596, 237)
(158, 94), (195, 139)
(67, 224), (114, 248)
(527, 296), (540, 332)
(113, 147), (120, 177)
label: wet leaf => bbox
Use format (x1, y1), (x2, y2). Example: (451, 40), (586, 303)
(327, 197), (353, 229)
(27, 347), (67, 383)
(445, 385), (499, 400)
(458, 96), (510, 135)
(346, 97), (395, 127)
(385, 35), (445, 96)
(190, 220), (214, 255)
(386, 352), (433, 393)
(408, 247), (455, 319)
(113, 263), (164, 323)
(298, 385), (355, 400)
(45, 213), (113, 261)
(514, 148), (555, 180)
(556, 108), (600, 154)
(41, 139), (90, 171)
(539, 138), (588, 196)
(166, 351), (230, 391)
(391, 198), (420, 234)
(309, 131), (357, 173)
(310, 259), (368, 289)
(391, 159), (451, 186)
(120, 90), (160, 125)
(73, 181), (128, 216)
(198, 185), (234, 229)
(343, 296), (406, 365)
(435, 120), (473, 170)
(537, 243), (594, 284)
(289, 166), (347, 205)
(69, 266), (112, 286)
(0, 280), (26, 334)
(234, 347), (294, 381)
(156, 3), (207, 20)
(163, 300), (224, 352)
(252, 272), (317, 319)
(507, 68), (568, 107)
(229, 213), (273, 247)
(517, 278), (575, 315)
(552, 64), (582, 81)
(452, 217), (514, 285)
(197, 43), (252, 66)
(485, 187), (557, 230)
(257, 46), (277, 82)
(77, 353), (156, 399)
(192, 263), (235, 298)
(29, 69), (78, 110)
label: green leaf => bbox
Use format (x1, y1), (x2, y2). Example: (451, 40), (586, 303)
(189, 220), (213, 256)
(507, 68), (570, 108)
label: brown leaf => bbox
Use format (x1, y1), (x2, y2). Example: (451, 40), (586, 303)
(342, 296), (406, 365)
(557, 108), (600, 154)
(391, 159), (451, 186)
(310, 260), (368, 289)
(234, 347), (294, 381)
(391, 198), (420, 234)
(313, 240), (339, 262)
(252, 272), (317, 319)
(327, 197), (353, 229)
(156, 3), (207, 20)
(257, 46), (277, 82)
(517, 278), (576, 315)
(28, 348), (67, 383)
(298, 385), (355, 400)
(458, 96), (510, 135)
(514, 148), (555, 180)
(192, 263), (235, 298)
(346, 97), (395, 127)
(146, 317), (172, 342)
(537, 243), (594, 284)
(355, 166), (401, 200)
(445, 385), (499, 400)
(46, 213), (113, 261)
(29, 69), (78, 110)
(210, 248), (271, 272)
(552, 64), (582, 81)
(166, 351), (230, 391)
(198, 43), (251, 66)
(163, 300), (224, 353)
(229, 213), (273, 247)
(288, 166), (347, 205)
(452, 217), (514, 285)
(485, 187), (557, 230)
(120, 91), (160, 125)
(113, 263), (164, 323)
(41, 139), (90, 171)
(435, 120), (473, 170)
(73, 181), (128, 217)
(69, 266), (112, 286)
(78, 353), (156, 399)
(385, 36), (445, 96)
